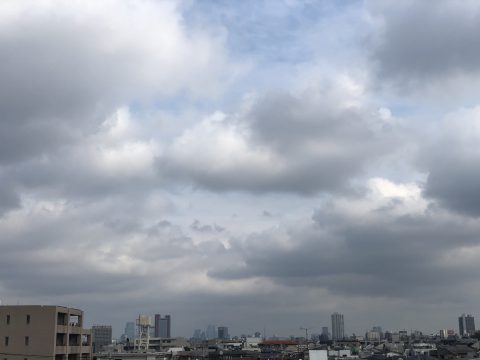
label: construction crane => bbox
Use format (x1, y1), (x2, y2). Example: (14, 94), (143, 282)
(300, 326), (315, 342)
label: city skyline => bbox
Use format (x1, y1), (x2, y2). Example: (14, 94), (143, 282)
(2, 0), (480, 339)
(108, 311), (472, 339)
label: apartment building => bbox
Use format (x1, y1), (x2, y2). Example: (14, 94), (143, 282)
(0, 305), (92, 360)
(92, 326), (112, 353)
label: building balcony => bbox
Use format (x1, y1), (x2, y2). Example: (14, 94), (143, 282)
(57, 325), (69, 333)
(56, 346), (68, 354)
(69, 346), (82, 353)
(69, 326), (82, 334)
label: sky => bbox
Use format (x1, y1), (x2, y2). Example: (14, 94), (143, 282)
(1, 0), (480, 338)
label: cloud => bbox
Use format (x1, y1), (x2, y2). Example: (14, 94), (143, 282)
(160, 77), (397, 194)
(422, 106), (480, 216)
(3, 0), (480, 338)
(369, 1), (480, 90)
(209, 178), (480, 300)
(0, 0), (238, 164)
(0, 200), (214, 298)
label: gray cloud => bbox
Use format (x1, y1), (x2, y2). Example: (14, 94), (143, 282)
(3, 0), (480, 339)
(370, 1), (480, 88)
(190, 220), (226, 233)
(424, 155), (480, 217)
(0, 1), (235, 165)
(0, 177), (20, 215)
(160, 84), (397, 194)
(419, 107), (480, 216)
(191, 219), (214, 233)
(209, 198), (480, 300)
(0, 205), (208, 298)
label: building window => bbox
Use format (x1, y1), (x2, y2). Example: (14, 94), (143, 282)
(5, 336), (9, 346)
(26, 315), (30, 324)
(25, 336), (29, 346)
(6, 315), (10, 325)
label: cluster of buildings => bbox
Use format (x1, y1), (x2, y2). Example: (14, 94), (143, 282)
(192, 325), (230, 341)
(2, 305), (480, 360)
(121, 314), (171, 344)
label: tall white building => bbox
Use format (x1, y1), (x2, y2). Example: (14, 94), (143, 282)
(331, 312), (344, 340)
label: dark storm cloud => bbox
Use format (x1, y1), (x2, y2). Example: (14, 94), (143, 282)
(370, 1), (480, 86)
(161, 86), (397, 194)
(209, 202), (480, 299)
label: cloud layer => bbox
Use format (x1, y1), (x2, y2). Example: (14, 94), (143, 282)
(1, 0), (480, 338)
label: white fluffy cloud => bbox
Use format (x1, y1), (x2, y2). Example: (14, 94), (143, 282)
(0, 0), (239, 164)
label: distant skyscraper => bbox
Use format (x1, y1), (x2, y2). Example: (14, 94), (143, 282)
(218, 326), (229, 340)
(331, 312), (344, 340)
(125, 321), (135, 341)
(92, 325), (112, 353)
(458, 314), (475, 337)
(192, 329), (203, 340)
(206, 324), (216, 340)
(154, 314), (171, 337)
(319, 326), (329, 341)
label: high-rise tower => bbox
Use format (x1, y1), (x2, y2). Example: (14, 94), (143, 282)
(458, 314), (475, 337)
(331, 312), (344, 340)
(154, 314), (171, 338)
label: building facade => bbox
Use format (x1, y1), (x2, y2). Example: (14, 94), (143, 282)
(0, 305), (92, 360)
(331, 312), (344, 341)
(206, 325), (216, 340)
(458, 314), (475, 337)
(133, 337), (187, 352)
(319, 327), (329, 341)
(92, 325), (112, 353)
(154, 315), (171, 338)
(217, 326), (229, 340)
(124, 322), (135, 342)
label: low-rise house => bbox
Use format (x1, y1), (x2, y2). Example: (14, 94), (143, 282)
(437, 344), (478, 360)
(258, 340), (298, 353)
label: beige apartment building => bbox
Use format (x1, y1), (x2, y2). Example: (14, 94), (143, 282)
(0, 305), (92, 360)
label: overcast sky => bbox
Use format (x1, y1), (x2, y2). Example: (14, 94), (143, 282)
(1, 0), (480, 338)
